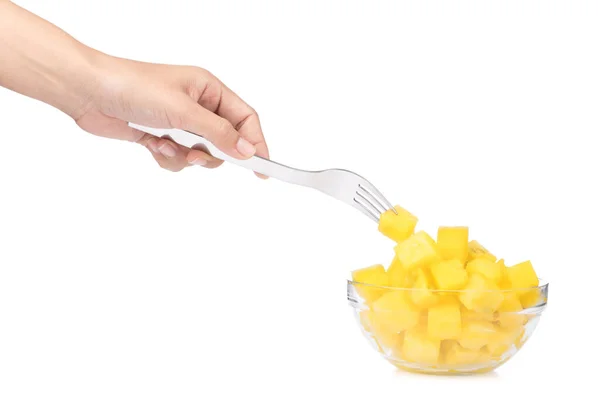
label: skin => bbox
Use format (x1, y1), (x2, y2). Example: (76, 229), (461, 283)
(0, 1), (269, 175)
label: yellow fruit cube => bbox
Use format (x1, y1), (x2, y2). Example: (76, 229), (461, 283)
(358, 310), (372, 332)
(352, 264), (389, 303)
(378, 205), (418, 243)
(459, 273), (503, 313)
(402, 328), (441, 364)
(370, 316), (405, 351)
(394, 231), (439, 270)
(437, 226), (469, 263)
(389, 332), (406, 359)
(496, 259), (512, 289)
(428, 301), (461, 340)
(467, 240), (497, 263)
(486, 342), (511, 359)
(506, 260), (539, 289)
(520, 289), (544, 308)
(410, 268), (439, 308)
(497, 292), (525, 329)
(439, 293), (462, 304)
(443, 342), (482, 366)
(458, 320), (496, 350)
(486, 329), (520, 359)
(461, 308), (496, 323)
(514, 327), (527, 349)
(440, 339), (456, 354)
(417, 311), (428, 327)
(430, 259), (468, 290)
(352, 264), (388, 285)
(372, 291), (421, 332)
(476, 349), (492, 364)
(387, 257), (412, 288)
(466, 258), (504, 284)
(486, 326), (522, 357)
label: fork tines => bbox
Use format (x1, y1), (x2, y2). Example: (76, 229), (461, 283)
(353, 183), (396, 223)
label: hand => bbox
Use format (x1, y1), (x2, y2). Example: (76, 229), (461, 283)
(76, 56), (269, 174)
(0, 2), (269, 174)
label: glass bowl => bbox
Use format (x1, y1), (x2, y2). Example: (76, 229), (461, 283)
(347, 280), (548, 375)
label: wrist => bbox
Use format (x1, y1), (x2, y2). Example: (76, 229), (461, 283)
(50, 43), (106, 120)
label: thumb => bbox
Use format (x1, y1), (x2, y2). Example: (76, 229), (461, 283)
(177, 101), (256, 160)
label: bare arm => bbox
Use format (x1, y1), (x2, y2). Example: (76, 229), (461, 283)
(0, 1), (98, 118)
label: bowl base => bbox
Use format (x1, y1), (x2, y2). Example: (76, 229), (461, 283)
(388, 357), (509, 376)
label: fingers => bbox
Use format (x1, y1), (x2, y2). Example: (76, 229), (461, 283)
(194, 77), (270, 179)
(137, 133), (221, 172)
(178, 99), (257, 161)
(142, 134), (189, 172)
(216, 85), (270, 159)
(217, 85), (270, 179)
(186, 144), (223, 169)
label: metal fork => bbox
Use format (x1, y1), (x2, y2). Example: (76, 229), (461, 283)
(128, 123), (397, 222)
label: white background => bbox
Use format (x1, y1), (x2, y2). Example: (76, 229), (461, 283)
(1, 0), (598, 404)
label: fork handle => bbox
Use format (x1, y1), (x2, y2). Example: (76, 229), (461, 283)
(128, 123), (312, 186)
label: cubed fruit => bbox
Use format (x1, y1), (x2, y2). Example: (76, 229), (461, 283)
(467, 240), (497, 263)
(438, 294), (461, 305)
(497, 292), (525, 329)
(443, 341), (482, 366)
(387, 257), (412, 288)
(486, 331), (520, 359)
(410, 268), (439, 308)
(428, 301), (461, 340)
(437, 227), (469, 263)
(389, 332), (406, 359)
(496, 259), (512, 289)
(486, 342), (511, 359)
(372, 291), (421, 332)
(430, 259), (468, 290)
(439, 340), (456, 361)
(459, 320), (496, 350)
(459, 273), (504, 313)
(370, 317), (405, 351)
(506, 260), (539, 289)
(485, 328), (522, 358)
(520, 289), (543, 308)
(359, 311), (386, 354)
(378, 205), (418, 243)
(466, 258), (504, 284)
(394, 231), (439, 270)
(358, 310), (372, 333)
(476, 349), (492, 364)
(402, 328), (441, 364)
(461, 308), (496, 323)
(352, 264), (389, 303)
(514, 327), (527, 349)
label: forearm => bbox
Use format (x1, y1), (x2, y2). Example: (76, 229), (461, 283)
(0, 1), (101, 119)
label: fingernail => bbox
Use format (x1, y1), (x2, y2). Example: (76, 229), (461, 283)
(191, 157), (208, 166)
(236, 137), (256, 157)
(158, 142), (177, 158)
(147, 138), (159, 153)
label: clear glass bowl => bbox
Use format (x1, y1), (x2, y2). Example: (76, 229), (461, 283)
(347, 280), (548, 375)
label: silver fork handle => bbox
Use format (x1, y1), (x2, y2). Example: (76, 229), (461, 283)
(128, 123), (312, 186)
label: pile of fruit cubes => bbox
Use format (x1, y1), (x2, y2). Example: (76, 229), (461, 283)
(352, 205), (543, 367)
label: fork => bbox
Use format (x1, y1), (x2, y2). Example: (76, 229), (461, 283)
(128, 123), (397, 222)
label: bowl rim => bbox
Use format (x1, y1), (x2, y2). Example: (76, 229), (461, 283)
(347, 278), (549, 294)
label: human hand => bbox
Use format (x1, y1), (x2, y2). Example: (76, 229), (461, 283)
(75, 55), (269, 174)
(0, 2), (268, 174)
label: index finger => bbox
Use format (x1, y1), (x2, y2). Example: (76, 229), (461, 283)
(213, 83), (270, 162)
